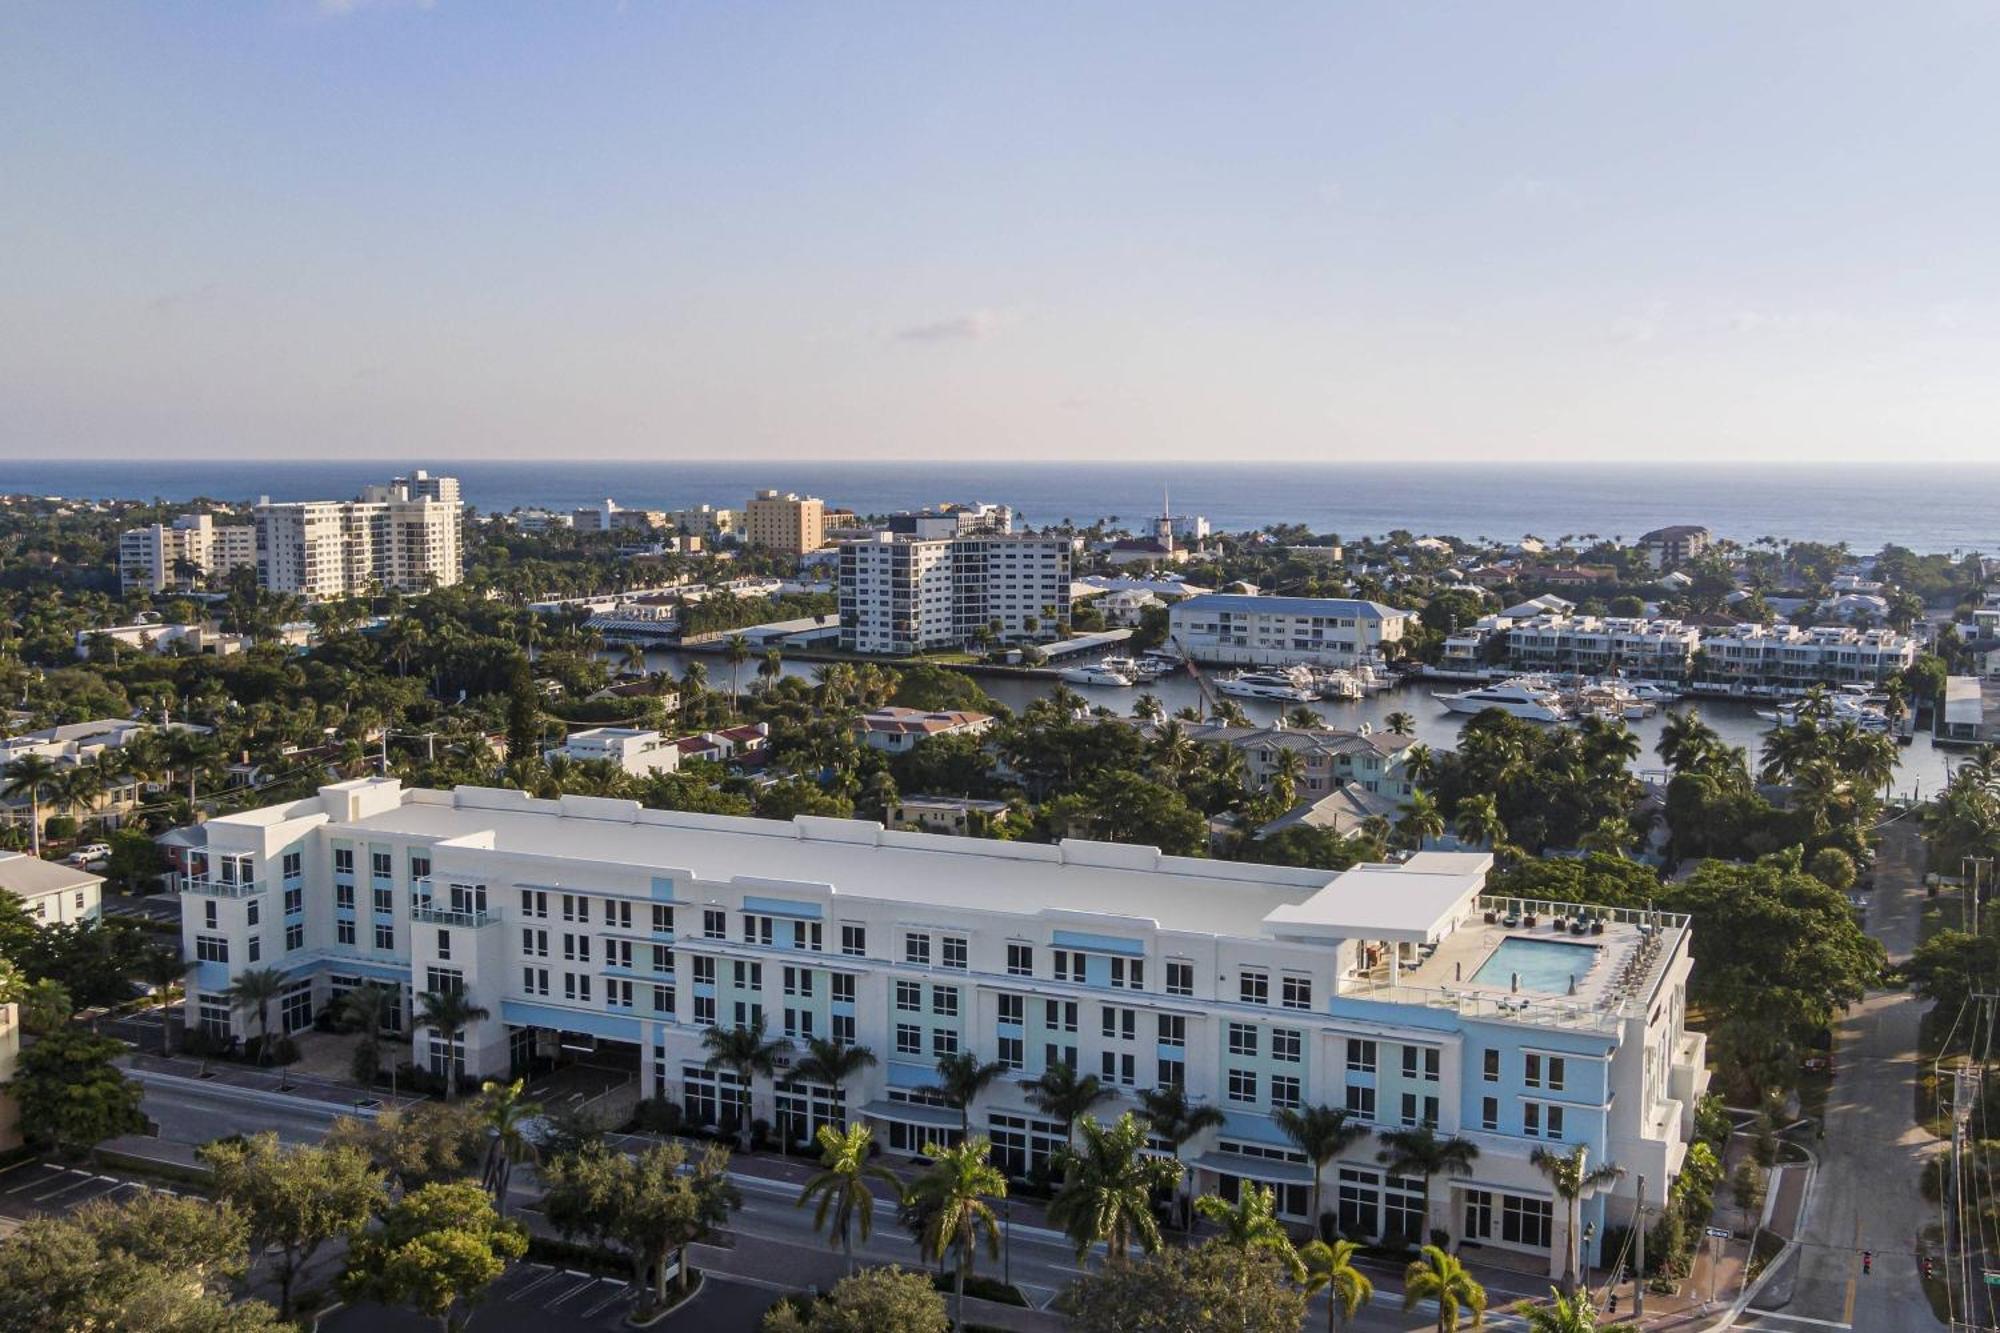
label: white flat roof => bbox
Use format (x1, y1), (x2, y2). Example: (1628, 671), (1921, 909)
(301, 783), (1479, 943)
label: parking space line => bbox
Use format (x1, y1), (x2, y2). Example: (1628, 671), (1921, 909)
(6, 1167), (63, 1195)
(0, 1160), (40, 1180)
(578, 1280), (632, 1317)
(508, 1265), (563, 1300)
(32, 1171), (106, 1203)
(541, 1272), (597, 1309)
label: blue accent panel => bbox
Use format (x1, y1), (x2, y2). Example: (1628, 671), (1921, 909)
(832, 1001), (856, 1016)
(500, 1001), (644, 1042)
(306, 956), (411, 984)
(886, 1061), (933, 1090)
(650, 876), (677, 902)
(998, 1021), (1024, 1038)
(1052, 930), (1146, 957)
(1156, 1043), (1185, 1063)
(1218, 1111), (1294, 1147)
(742, 896), (822, 920)
(1083, 956), (1110, 988)
(193, 961), (231, 991)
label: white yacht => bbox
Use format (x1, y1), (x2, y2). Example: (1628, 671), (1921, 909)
(1060, 663), (1134, 687)
(1431, 678), (1570, 722)
(1311, 669), (1365, 701)
(1099, 655), (1159, 683)
(1756, 693), (1891, 733)
(1216, 669), (1319, 704)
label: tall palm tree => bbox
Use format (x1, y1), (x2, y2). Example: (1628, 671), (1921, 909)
(1150, 720), (1197, 781)
(701, 1013), (786, 1148)
(1271, 747), (1307, 810)
(224, 966), (287, 1070)
(1, 754), (59, 855)
(907, 1136), (1008, 1331)
(1211, 698), (1252, 727)
(1273, 1104), (1369, 1232)
(1136, 1084), (1225, 1230)
(1301, 1237), (1375, 1333)
(1385, 711), (1416, 736)
(1046, 1112), (1182, 1266)
(1403, 1244), (1487, 1332)
(758, 648), (783, 692)
(1375, 1127), (1480, 1245)
(797, 1121), (902, 1274)
(926, 1050), (1010, 1140)
(1453, 794), (1506, 850)
(1133, 693), (1165, 723)
(724, 634), (751, 711)
(1027, 1062), (1114, 1145)
(619, 641), (648, 678)
(133, 950), (192, 1057)
(1512, 1287), (1636, 1332)
(1194, 1184), (1303, 1277)
(415, 989), (492, 1100)
(1395, 791), (1446, 852)
(476, 1078), (542, 1212)
(1532, 1144), (1623, 1297)
(789, 1037), (877, 1141)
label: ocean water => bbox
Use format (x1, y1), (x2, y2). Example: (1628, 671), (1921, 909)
(5, 459), (1997, 555)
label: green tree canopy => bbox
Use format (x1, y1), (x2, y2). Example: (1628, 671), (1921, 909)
(1067, 1241), (1309, 1333)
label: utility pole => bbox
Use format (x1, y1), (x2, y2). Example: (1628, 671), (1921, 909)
(1634, 1174), (1647, 1321)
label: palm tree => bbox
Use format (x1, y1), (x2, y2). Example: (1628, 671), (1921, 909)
(1287, 706), (1325, 730)
(1453, 794), (1506, 850)
(1027, 1062), (1114, 1145)
(224, 966), (287, 1072)
(619, 641), (648, 678)
(1402, 1244), (1487, 1332)
(926, 1050), (1010, 1140)
(907, 1136), (1008, 1331)
(1271, 747), (1307, 811)
(1301, 1237), (1375, 1333)
(1532, 1144), (1623, 1297)
(476, 1077), (542, 1212)
(1385, 711), (1416, 736)
(700, 1013), (786, 1148)
(1150, 720), (1197, 781)
(133, 950), (192, 1057)
(1395, 791), (1446, 851)
(1046, 1112), (1181, 1266)
(1513, 1286), (1636, 1332)
(758, 648), (784, 692)
(1, 754), (59, 855)
(1136, 1084), (1225, 1230)
(1273, 1104), (1369, 1232)
(797, 1121), (902, 1274)
(1133, 693), (1165, 722)
(724, 634), (751, 710)
(415, 989), (492, 1100)
(1194, 1184), (1303, 1277)
(789, 1037), (877, 1142)
(1375, 1127), (1480, 1245)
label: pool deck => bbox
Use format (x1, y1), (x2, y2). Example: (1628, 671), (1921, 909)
(1398, 914), (1648, 1011)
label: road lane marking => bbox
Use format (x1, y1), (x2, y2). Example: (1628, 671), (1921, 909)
(1737, 1313), (1854, 1330)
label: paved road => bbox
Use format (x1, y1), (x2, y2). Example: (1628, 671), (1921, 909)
(1743, 819), (1941, 1332)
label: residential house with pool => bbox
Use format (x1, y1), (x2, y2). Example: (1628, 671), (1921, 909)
(177, 777), (1705, 1279)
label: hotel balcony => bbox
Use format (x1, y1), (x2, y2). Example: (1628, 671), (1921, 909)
(182, 875), (266, 898)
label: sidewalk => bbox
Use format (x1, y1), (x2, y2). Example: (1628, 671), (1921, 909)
(125, 1050), (425, 1114)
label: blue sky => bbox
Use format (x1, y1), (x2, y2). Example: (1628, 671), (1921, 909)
(4, 1), (1997, 463)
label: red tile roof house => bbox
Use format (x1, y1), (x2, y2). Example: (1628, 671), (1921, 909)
(852, 707), (997, 753)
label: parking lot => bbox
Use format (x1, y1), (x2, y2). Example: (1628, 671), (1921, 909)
(0, 1159), (192, 1231)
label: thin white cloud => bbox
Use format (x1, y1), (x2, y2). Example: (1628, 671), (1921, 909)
(316, 0), (435, 17)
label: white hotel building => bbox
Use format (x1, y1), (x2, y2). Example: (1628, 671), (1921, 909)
(181, 778), (1705, 1276)
(1168, 594), (1415, 668)
(255, 472), (463, 599)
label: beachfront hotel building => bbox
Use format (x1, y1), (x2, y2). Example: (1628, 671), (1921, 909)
(255, 472), (463, 598)
(118, 513), (258, 594)
(742, 491), (827, 556)
(178, 778), (1705, 1276)
(1168, 594), (1415, 668)
(837, 533), (1071, 653)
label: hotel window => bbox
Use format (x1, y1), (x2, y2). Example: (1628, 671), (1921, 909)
(523, 928), (548, 957)
(932, 1028), (959, 1056)
(732, 961), (762, 991)
(374, 924), (395, 950)
(1271, 1075), (1302, 1110)
(285, 922), (304, 952)
(560, 893), (582, 922)
(1157, 1014), (1185, 1049)
(284, 886), (303, 915)
(1483, 1049), (1500, 1082)
(520, 890), (547, 919)
(522, 967), (549, 997)
(1271, 1027), (1301, 1063)
(832, 1013), (855, 1045)
(732, 1001), (762, 1029)
(653, 904), (674, 933)
(1502, 1194), (1554, 1249)
(896, 1024), (923, 1055)
(282, 851), (302, 880)
(1403, 1046), (1441, 1082)
(436, 929), (453, 961)
(1046, 999), (1078, 1033)
(742, 914), (773, 946)
(247, 899), (260, 927)
(336, 884), (355, 910)
(1101, 1051), (1136, 1087)
(247, 937), (261, 962)
(654, 985), (675, 1016)
(1344, 1084), (1376, 1120)
(371, 851), (392, 878)
(1227, 1069), (1258, 1104)
(604, 899), (633, 930)
(1227, 1022), (1259, 1057)
(792, 920), (823, 952)
(904, 933), (931, 966)
(693, 956), (716, 985)
(1239, 970), (1269, 1005)
(1007, 943), (1034, 977)
(703, 909), (726, 940)
(896, 981), (923, 1012)
(1166, 960), (1194, 996)
(564, 973), (593, 1003)
(410, 854), (430, 881)
(998, 1035), (1024, 1070)
(425, 967), (463, 995)
(932, 986), (959, 1018)
(204, 900), (218, 929)
(841, 924), (866, 957)
(334, 848), (354, 875)
(196, 935), (228, 963)
(1281, 975), (1313, 1011)
(831, 973), (855, 1004)
(942, 936), (967, 970)
(1346, 1039), (1377, 1073)
(1546, 1057), (1567, 1092)
(1045, 1043), (1078, 1072)
(562, 933), (591, 964)
(1109, 957), (1143, 990)
(1158, 1057), (1185, 1090)
(693, 995), (716, 1025)
(337, 920), (356, 945)
(1481, 1096), (1500, 1131)
(1101, 1006), (1136, 1041)
(650, 945), (673, 974)
(998, 993), (1025, 1024)
(372, 886), (393, 913)
(1052, 949), (1078, 982)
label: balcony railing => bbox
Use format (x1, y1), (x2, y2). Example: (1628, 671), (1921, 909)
(182, 875), (265, 898)
(410, 900), (498, 928)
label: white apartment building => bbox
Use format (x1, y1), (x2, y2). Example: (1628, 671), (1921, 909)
(668, 505), (738, 540)
(179, 779), (1705, 1278)
(118, 513), (257, 594)
(256, 472), (463, 598)
(1168, 594), (1415, 669)
(1140, 722), (1417, 803)
(1696, 623), (1917, 691)
(1503, 616), (1702, 681)
(545, 727), (681, 777)
(838, 534), (1072, 654)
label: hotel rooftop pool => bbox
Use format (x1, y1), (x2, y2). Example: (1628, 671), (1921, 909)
(1472, 936), (1602, 994)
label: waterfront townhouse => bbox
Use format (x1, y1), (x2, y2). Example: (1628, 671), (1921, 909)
(1695, 623), (1917, 691)
(1168, 594), (1415, 669)
(1133, 721), (1417, 804)
(180, 779), (1704, 1278)
(853, 707), (996, 753)
(1502, 616), (1701, 682)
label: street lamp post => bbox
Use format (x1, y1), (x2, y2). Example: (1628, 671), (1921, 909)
(1003, 1195), (1012, 1291)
